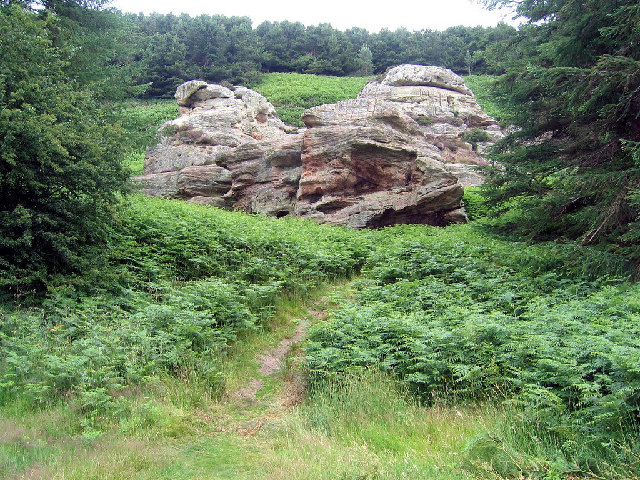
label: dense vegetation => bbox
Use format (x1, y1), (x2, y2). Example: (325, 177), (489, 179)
(3, 191), (639, 477)
(2, 81), (638, 476)
(127, 13), (517, 97)
(0, 4), (130, 293)
(0, 195), (368, 410)
(250, 73), (370, 125)
(3, 1), (520, 97)
(307, 223), (640, 478)
(3, 0), (640, 478)
(478, 0), (640, 272)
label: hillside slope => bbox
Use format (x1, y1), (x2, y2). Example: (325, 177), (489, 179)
(2, 78), (639, 479)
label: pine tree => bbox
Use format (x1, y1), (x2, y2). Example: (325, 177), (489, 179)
(357, 43), (374, 76)
(464, 49), (473, 75)
(481, 0), (640, 270)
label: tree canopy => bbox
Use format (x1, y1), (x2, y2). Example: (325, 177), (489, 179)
(0, 3), (128, 293)
(481, 0), (640, 271)
(125, 13), (518, 97)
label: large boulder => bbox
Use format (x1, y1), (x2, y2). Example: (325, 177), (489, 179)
(144, 83), (289, 175)
(219, 133), (304, 217)
(137, 67), (501, 228)
(305, 64), (502, 183)
(295, 124), (465, 228)
(379, 64), (473, 95)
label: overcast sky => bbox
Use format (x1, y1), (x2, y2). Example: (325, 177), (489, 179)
(109, 0), (518, 32)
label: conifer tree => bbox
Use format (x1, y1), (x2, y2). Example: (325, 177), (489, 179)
(464, 49), (473, 75)
(357, 43), (374, 76)
(481, 0), (640, 270)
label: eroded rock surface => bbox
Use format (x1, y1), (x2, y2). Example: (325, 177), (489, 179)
(137, 65), (501, 228)
(305, 64), (502, 186)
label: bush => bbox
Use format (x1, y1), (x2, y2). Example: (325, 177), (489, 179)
(462, 187), (491, 220)
(416, 115), (435, 126)
(463, 127), (491, 151)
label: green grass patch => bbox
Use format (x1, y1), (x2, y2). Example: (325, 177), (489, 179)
(117, 99), (178, 174)
(250, 72), (371, 126)
(463, 75), (508, 124)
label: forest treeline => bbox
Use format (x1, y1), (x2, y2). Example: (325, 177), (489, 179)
(0, 1), (519, 99)
(127, 13), (517, 97)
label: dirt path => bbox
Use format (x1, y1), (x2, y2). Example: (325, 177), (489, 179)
(229, 319), (310, 403)
(228, 295), (334, 407)
(258, 319), (310, 377)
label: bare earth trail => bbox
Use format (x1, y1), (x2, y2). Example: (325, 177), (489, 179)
(229, 317), (311, 405)
(220, 292), (339, 437)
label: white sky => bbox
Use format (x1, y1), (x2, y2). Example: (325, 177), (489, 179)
(109, 0), (518, 32)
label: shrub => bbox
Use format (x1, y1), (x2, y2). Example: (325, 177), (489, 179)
(462, 187), (491, 220)
(463, 127), (491, 151)
(416, 115), (435, 126)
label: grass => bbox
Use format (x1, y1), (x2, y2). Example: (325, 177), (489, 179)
(118, 99), (178, 175)
(250, 72), (371, 126)
(287, 372), (497, 480)
(463, 75), (507, 125)
(3, 80), (640, 479)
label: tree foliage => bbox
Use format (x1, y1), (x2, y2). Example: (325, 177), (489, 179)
(357, 44), (374, 76)
(481, 0), (640, 268)
(0, 7), (521, 99)
(0, 4), (128, 292)
(120, 13), (518, 97)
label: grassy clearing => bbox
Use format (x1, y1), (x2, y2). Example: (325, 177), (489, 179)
(283, 372), (497, 480)
(118, 99), (178, 175)
(250, 72), (371, 126)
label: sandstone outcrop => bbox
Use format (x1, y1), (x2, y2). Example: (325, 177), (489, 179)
(305, 64), (502, 184)
(137, 65), (501, 228)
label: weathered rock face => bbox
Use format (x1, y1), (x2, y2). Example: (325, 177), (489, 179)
(380, 65), (472, 92)
(144, 82), (290, 175)
(294, 124), (465, 228)
(304, 64), (502, 185)
(137, 65), (501, 228)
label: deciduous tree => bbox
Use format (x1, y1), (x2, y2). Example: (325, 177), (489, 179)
(0, 4), (128, 292)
